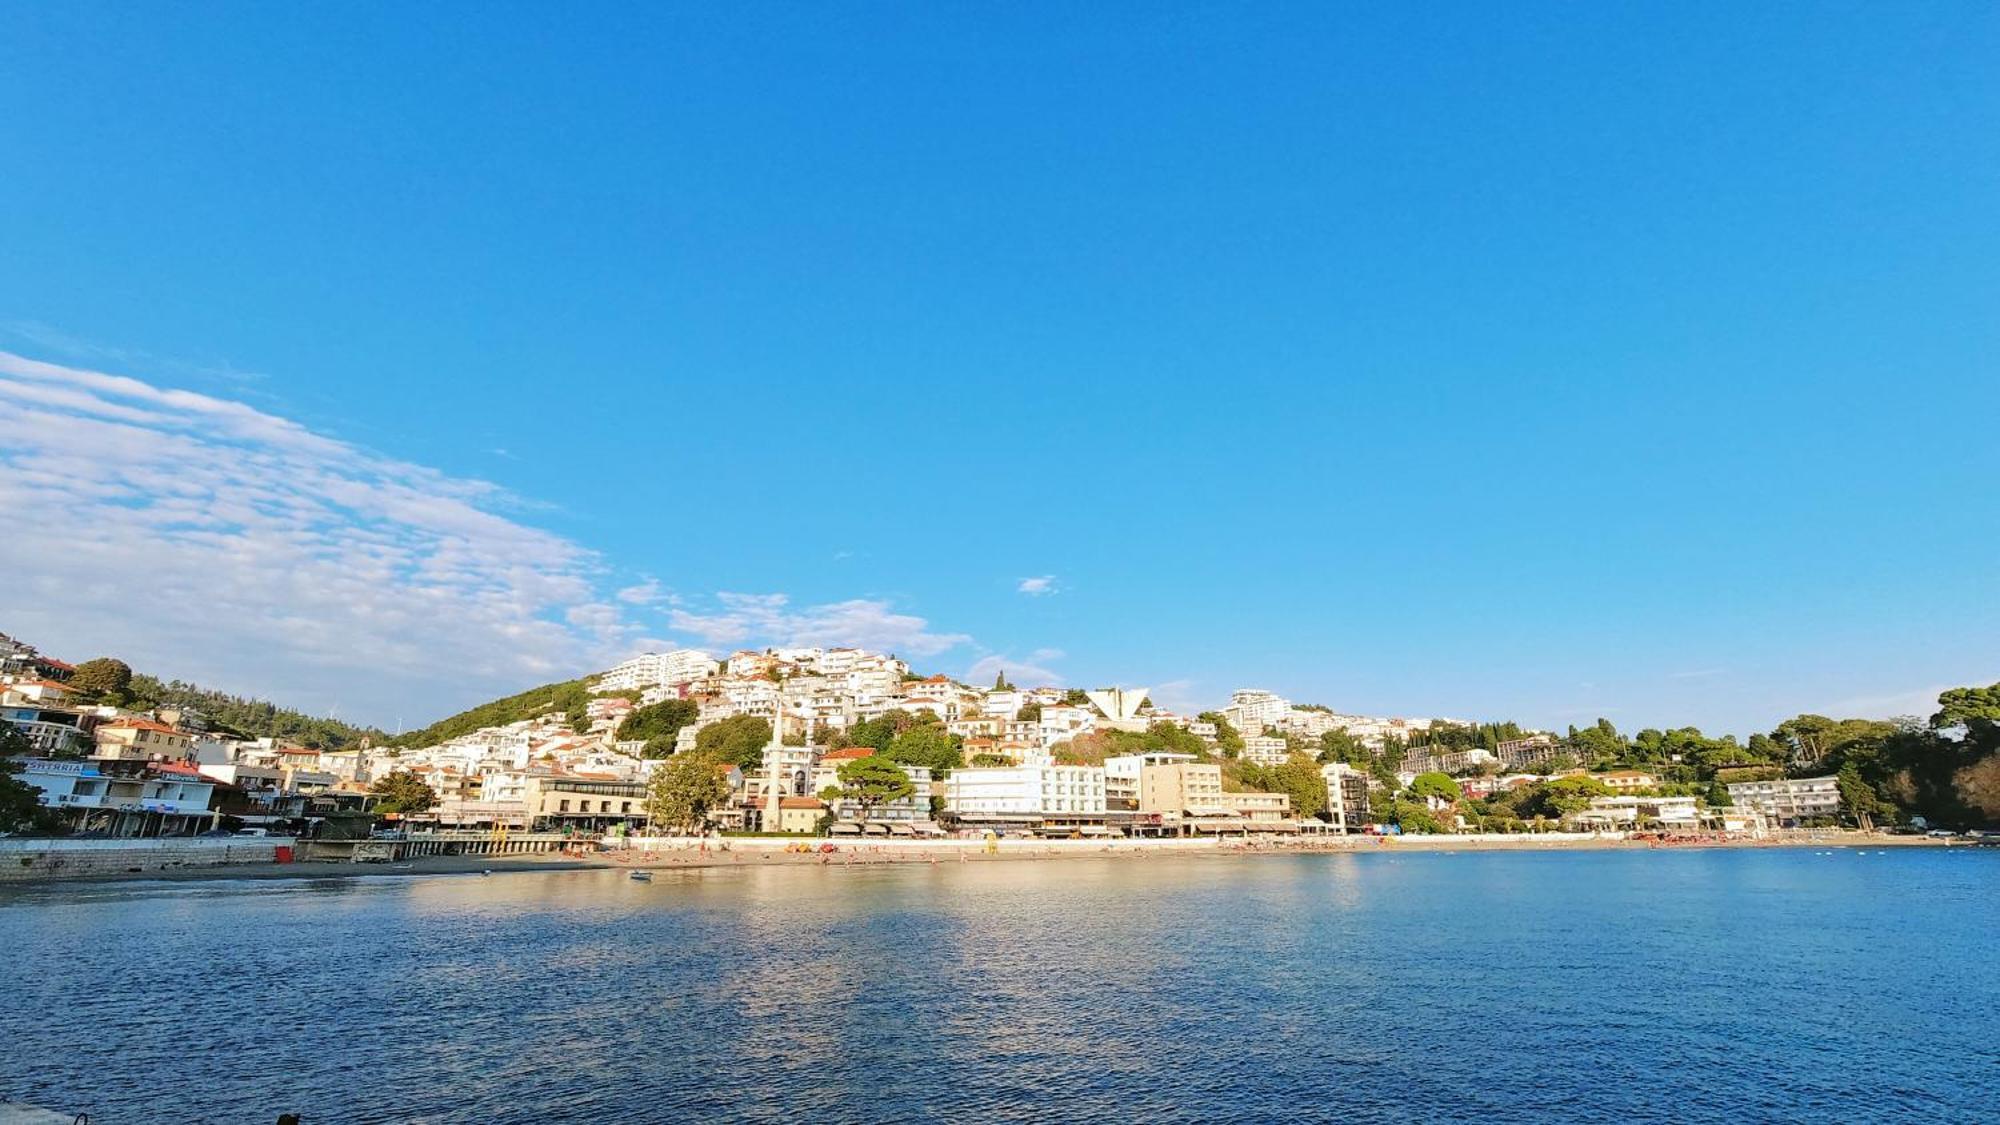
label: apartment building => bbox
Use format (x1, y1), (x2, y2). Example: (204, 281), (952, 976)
(1320, 761), (1370, 833)
(1230, 790), (1294, 830)
(18, 757), (218, 836)
(1726, 776), (1841, 825)
(1595, 769), (1658, 792)
(1134, 760), (1239, 835)
(598, 649), (719, 693)
(944, 764), (1108, 833)
(1241, 735), (1292, 767)
(1403, 747), (1498, 776)
(525, 775), (650, 831)
(1496, 735), (1566, 770)
(1224, 689), (1290, 733)
(92, 718), (194, 762)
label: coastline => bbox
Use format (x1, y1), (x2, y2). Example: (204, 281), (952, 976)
(0, 830), (1967, 889)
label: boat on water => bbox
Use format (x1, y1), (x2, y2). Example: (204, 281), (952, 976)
(629, 871), (652, 882)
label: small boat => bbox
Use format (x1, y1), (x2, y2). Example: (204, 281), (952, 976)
(629, 870), (653, 882)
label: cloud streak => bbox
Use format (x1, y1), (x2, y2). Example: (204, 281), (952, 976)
(1017, 575), (1057, 596)
(668, 593), (971, 657)
(0, 350), (659, 726)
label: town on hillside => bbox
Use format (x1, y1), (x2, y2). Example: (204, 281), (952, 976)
(10, 628), (1977, 847)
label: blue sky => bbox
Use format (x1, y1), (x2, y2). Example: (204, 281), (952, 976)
(2, 3), (1995, 735)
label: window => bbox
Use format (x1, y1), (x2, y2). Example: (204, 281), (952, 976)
(558, 800), (570, 813)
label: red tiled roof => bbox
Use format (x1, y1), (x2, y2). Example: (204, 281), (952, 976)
(822, 748), (875, 760)
(779, 797), (824, 809)
(12, 679), (71, 692)
(102, 718), (183, 735)
(148, 762), (208, 778)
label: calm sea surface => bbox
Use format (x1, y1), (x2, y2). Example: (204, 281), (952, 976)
(2, 848), (1996, 1124)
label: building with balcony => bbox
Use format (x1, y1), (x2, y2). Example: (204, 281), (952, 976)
(944, 764), (1107, 833)
(524, 775), (649, 831)
(93, 718), (194, 762)
(16, 758), (218, 836)
(1726, 776), (1841, 825)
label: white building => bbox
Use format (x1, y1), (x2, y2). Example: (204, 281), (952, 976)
(1224, 689), (1290, 734)
(1321, 762), (1369, 833)
(945, 765), (1108, 832)
(597, 650), (719, 694)
(17, 758), (217, 836)
(1241, 735), (1292, 767)
(1727, 776), (1842, 825)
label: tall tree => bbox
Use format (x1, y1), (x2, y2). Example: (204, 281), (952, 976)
(886, 725), (963, 777)
(1934, 684), (2000, 731)
(836, 755), (916, 823)
(618, 699), (700, 758)
(67, 657), (134, 705)
(369, 770), (437, 815)
(646, 751), (732, 833)
(0, 727), (52, 834)
(1268, 754), (1330, 820)
(1408, 772), (1463, 804)
(694, 715), (774, 771)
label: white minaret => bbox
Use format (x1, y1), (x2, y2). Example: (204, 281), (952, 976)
(762, 705), (786, 829)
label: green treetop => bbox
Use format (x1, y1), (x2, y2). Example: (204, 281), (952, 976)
(369, 770), (437, 816)
(66, 657), (134, 705)
(694, 714), (774, 771)
(647, 751), (732, 833)
(836, 755), (916, 823)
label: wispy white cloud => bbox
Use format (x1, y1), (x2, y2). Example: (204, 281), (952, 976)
(1017, 575), (1057, 596)
(1669, 668), (1727, 680)
(668, 593), (971, 658)
(3, 321), (268, 388)
(616, 578), (667, 606)
(967, 648), (1067, 688)
(1823, 683), (1955, 721)
(0, 350), (659, 725)
(1148, 678), (1203, 714)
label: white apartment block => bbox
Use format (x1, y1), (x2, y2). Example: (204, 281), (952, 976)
(1225, 689), (1291, 733)
(945, 765), (1108, 828)
(1039, 705), (1097, 746)
(1404, 747), (1497, 775)
(598, 649), (719, 693)
(1726, 776), (1842, 825)
(1320, 762), (1369, 833)
(1241, 735), (1292, 767)
(1496, 735), (1565, 770)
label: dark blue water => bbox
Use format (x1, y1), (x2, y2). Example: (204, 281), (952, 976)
(2, 849), (1996, 1124)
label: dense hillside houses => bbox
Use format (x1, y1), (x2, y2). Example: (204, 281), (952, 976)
(6, 627), (1996, 839)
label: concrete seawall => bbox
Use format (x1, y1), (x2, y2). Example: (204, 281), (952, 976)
(0, 838), (297, 882)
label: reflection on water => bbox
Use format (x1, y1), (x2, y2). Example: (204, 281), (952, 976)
(3, 851), (1998, 1123)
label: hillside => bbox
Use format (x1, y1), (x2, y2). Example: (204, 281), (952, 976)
(389, 678), (597, 748)
(125, 673), (385, 750)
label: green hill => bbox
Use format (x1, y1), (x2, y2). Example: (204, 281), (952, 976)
(389, 678), (597, 748)
(126, 674), (385, 750)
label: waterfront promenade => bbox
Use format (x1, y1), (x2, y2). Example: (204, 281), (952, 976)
(0, 828), (1957, 886)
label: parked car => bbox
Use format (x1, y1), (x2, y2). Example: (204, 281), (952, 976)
(232, 827), (273, 838)
(1925, 829), (1958, 838)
